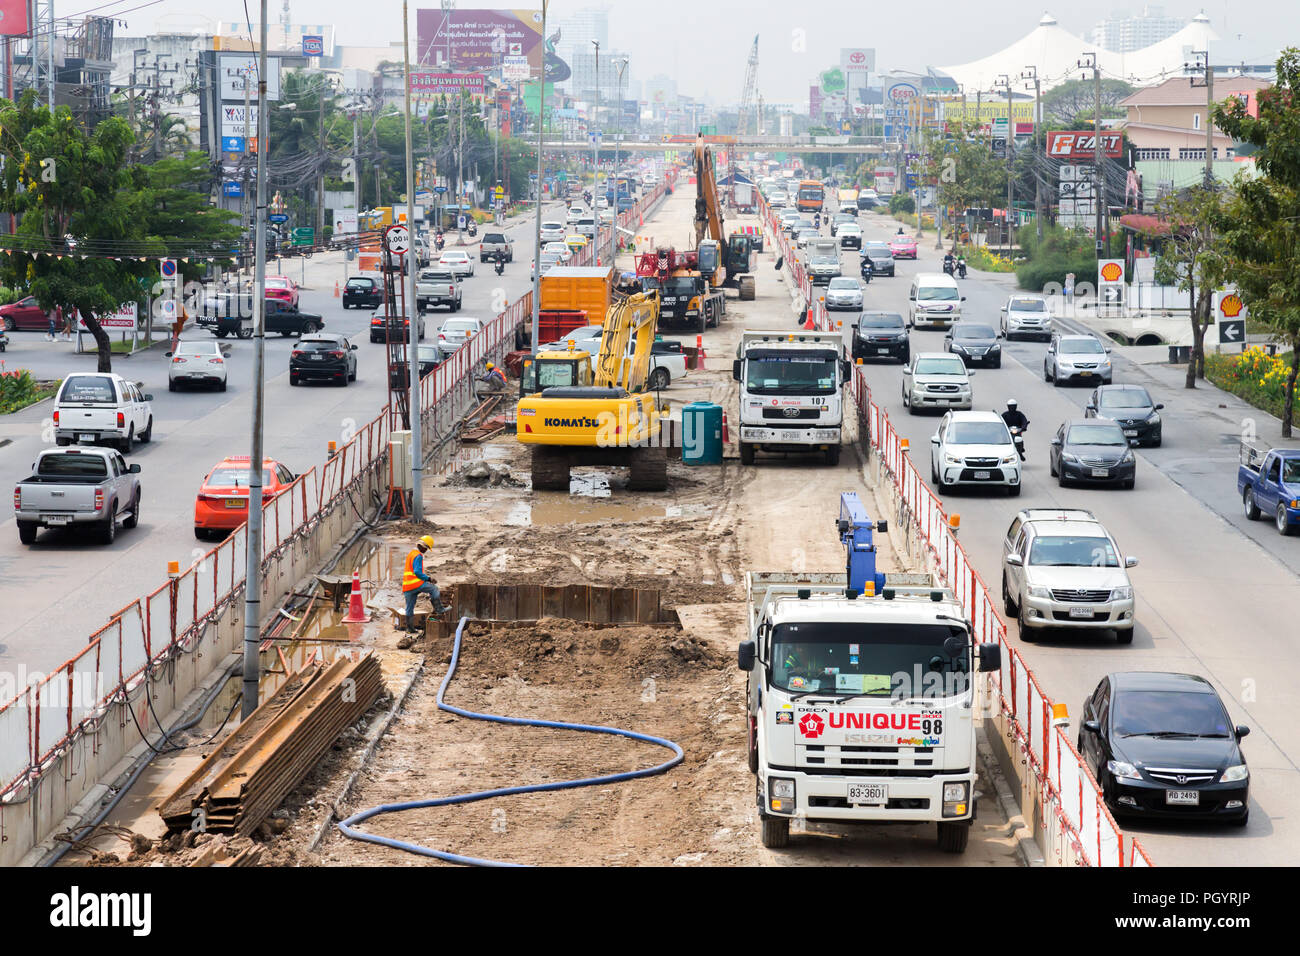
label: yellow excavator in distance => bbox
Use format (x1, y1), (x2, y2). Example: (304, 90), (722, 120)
(516, 292), (669, 491)
(694, 140), (757, 301)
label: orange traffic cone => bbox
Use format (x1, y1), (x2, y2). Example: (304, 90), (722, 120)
(342, 571), (368, 623)
(696, 333), (707, 360)
(803, 306), (816, 331)
(721, 411), (730, 444)
(334, 280), (340, 297)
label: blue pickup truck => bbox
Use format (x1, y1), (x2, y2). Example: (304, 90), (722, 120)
(1239, 443), (1300, 535)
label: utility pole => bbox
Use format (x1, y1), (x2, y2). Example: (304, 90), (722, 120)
(530, 0), (549, 353)
(1079, 52), (1104, 258)
(614, 56), (628, 260)
(1022, 65), (1043, 240)
(998, 74), (1013, 251)
(353, 111), (361, 216)
(1187, 48), (1215, 188)
(244, 78), (253, 266)
(317, 87), (326, 236)
(403, 0), (423, 521)
(591, 39), (601, 219)
(242, 0), (272, 721)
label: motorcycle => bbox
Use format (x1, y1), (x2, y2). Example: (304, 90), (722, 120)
(492, 252), (506, 276)
(957, 257), (967, 279)
(859, 258), (874, 283)
(467, 221), (478, 238)
(942, 255), (955, 276)
(434, 232), (445, 253)
(813, 213), (821, 230)
(1008, 424), (1027, 462)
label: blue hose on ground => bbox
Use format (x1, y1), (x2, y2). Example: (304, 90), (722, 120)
(337, 616), (685, 866)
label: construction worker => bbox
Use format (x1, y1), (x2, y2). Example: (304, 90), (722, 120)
(476, 361), (507, 391)
(402, 534), (450, 633)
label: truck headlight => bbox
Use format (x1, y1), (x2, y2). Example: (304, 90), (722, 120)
(1221, 765), (1249, 783)
(769, 777), (795, 813)
(1107, 760), (1141, 780)
(942, 781), (968, 817)
(1027, 586), (1052, 600)
(1110, 586), (1133, 601)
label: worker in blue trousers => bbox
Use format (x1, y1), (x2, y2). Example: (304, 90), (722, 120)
(402, 534), (450, 633)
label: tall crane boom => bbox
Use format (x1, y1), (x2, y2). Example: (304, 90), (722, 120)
(736, 35), (759, 138)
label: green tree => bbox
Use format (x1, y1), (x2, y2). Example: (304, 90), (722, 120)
(1215, 48), (1300, 434)
(924, 123), (1007, 248)
(1040, 78), (1134, 127)
(1149, 186), (1233, 389)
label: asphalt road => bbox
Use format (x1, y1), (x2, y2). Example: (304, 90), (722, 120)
(0, 203), (569, 679)
(804, 208), (1299, 866)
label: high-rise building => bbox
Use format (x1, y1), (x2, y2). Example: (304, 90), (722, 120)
(1091, 6), (1186, 54)
(554, 6), (611, 91)
(568, 49), (631, 106)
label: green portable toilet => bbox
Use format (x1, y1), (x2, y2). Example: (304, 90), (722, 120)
(682, 401), (722, 465)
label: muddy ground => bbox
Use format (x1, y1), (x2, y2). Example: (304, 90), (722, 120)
(82, 190), (1021, 868)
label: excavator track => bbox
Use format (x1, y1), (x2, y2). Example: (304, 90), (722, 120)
(626, 446), (668, 492)
(530, 447), (572, 491)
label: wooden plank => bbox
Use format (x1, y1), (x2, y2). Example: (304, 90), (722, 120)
(517, 584), (542, 621)
(588, 586), (611, 624)
(611, 588), (637, 624)
(543, 586), (566, 620)
(564, 584), (589, 621)
(495, 585), (518, 621)
(636, 589), (661, 623)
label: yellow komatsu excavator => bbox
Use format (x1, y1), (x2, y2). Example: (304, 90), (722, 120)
(694, 141), (757, 301)
(516, 292), (668, 491)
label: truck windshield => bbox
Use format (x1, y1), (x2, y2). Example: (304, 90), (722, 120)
(1028, 535), (1119, 567)
(770, 621), (970, 698)
(746, 357), (837, 394)
(1285, 460), (1300, 483)
(662, 277), (697, 296)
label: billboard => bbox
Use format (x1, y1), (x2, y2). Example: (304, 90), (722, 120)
(940, 99), (1034, 123)
(1046, 131), (1124, 160)
(502, 55), (531, 81)
(218, 54), (281, 101)
(417, 8), (545, 73)
(0, 0), (29, 35)
(840, 48), (875, 74)
(220, 104), (260, 137)
(410, 73), (487, 96)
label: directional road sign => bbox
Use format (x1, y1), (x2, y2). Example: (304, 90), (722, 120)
(268, 213), (289, 224)
(1219, 319), (1245, 345)
(291, 227), (315, 247)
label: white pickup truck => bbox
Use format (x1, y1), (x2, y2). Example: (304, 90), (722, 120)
(14, 446), (142, 545)
(739, 570), (1000, 852)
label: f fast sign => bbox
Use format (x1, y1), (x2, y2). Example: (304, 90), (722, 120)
(1046, 131), (1123, 160)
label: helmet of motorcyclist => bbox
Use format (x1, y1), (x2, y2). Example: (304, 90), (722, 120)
(1007, 399), (1018, 409)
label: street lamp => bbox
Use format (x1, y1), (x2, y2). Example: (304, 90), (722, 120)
(613, 56), (628, 259)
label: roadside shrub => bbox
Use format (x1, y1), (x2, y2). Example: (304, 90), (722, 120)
(0, 369), (55, 414)
(1015, 252), (1098, 291)
(1205, 347), (1296, 421)
(888, 193), (914, 215)
(959, 245), (1015, 273)
(0, 286), (20, 306)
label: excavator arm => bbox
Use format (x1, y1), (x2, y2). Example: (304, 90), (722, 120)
(592, 292), (659, 392)
(694, 140), (726, 247)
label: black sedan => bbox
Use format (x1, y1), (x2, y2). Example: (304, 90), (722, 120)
(343, 277), (383, 310)
(389, 344), (443, 387)
(944, 322), (1002, 368)
(1079, 672), (1250, 826)
(852, 311), (910, 363)
(369, 312), (425, 343)
(861, 243), (895, 277)
(1085, 384), (1164, 447)
(290, 334), (358, 386)
(1049, 419), (1137, 488)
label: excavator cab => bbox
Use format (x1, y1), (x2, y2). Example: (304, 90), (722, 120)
(727, 234), (756, 274)
(519, 345), (595, 396)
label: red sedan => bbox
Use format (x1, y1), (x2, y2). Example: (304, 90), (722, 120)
(889, 235), (919, 259)
(0, 296), (52, 332)
(264, 276), (300, 309)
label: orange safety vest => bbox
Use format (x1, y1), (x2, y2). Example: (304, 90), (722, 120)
(488, 367), (506, 386)
(402, 548), (424, 592)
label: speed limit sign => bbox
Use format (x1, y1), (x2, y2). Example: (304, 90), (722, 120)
(384, 223), (410, 256)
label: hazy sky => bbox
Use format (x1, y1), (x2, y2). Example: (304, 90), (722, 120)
(134, 0), (1292, 102)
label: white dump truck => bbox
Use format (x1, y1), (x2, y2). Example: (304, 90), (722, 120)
(738, 498), (1001, 852)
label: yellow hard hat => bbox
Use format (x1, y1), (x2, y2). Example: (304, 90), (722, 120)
(418, 534), (435, 549)
(486, 362), (495, 370)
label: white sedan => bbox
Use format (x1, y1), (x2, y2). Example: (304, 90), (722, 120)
(544, 241), (573, 263)
(437, 250), (474, 278)
(168, 340), (229, 392)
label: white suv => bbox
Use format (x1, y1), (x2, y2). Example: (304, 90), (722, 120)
(1001, 508), (1138, 644)
(1000, 294), (1051, 340)
(930, 411), (1021, 495)
(54, 373), (155, 453)
(902, 352), (973, 414)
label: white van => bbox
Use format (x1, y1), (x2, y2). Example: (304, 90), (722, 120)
(909, 273), (964, 330)
(54, 373), (155, 453)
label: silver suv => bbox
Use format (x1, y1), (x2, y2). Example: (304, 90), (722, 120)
(1045, 333), (1113, 386)
(1000, 294), (1051, 340)
(902, 352), (973, 414)
(1001, 508), (1138, 644)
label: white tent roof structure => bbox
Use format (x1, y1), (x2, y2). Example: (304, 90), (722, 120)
(937, 12), (1222, 94)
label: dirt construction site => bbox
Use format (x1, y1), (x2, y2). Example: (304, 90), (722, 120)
(70, 187), (1024, 869)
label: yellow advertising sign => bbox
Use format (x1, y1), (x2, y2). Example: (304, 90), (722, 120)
(940, 99), (1035, 122)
